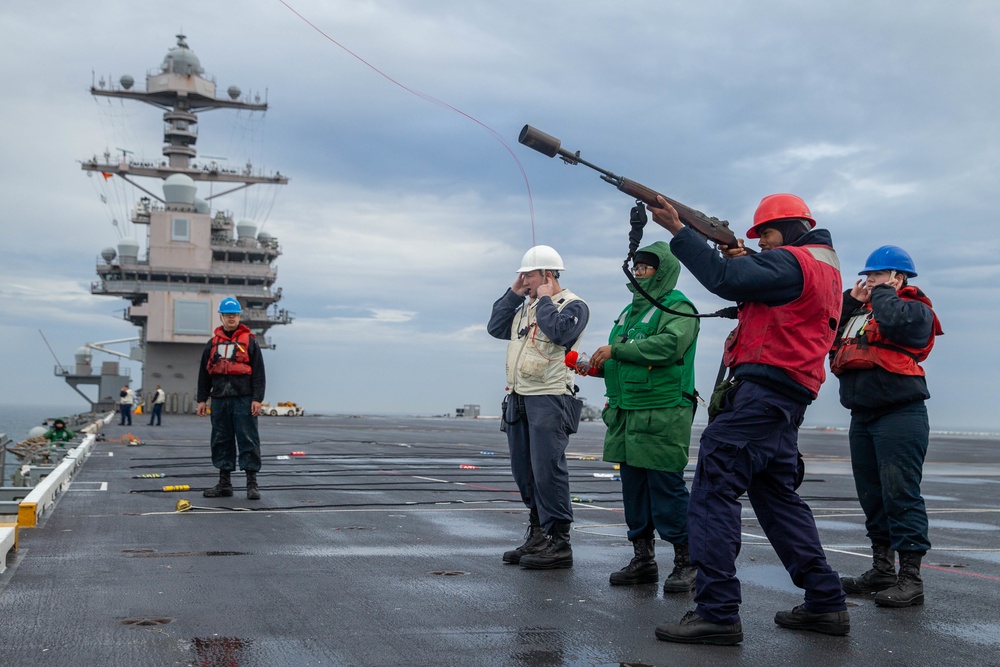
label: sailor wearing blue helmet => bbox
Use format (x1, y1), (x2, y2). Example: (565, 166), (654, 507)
(197, 297), (267, 500)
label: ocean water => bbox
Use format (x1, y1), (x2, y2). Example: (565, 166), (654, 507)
(0, 404), (89, 441)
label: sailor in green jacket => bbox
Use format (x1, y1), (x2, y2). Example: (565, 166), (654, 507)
(43, 419), (75, 445)
(587, 242), (700, 593)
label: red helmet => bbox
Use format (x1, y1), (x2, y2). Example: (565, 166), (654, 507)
(747, 193), (816, 238)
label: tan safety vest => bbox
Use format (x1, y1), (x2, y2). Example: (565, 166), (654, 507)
(505, 289), (585, 396)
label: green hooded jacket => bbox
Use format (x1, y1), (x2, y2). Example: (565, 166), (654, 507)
(602, 241), (699, 472)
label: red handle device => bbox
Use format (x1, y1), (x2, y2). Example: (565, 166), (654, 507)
(565, 351), (599, 376)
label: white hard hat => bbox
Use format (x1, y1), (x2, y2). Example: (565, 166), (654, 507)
(517, 245), (565, 272)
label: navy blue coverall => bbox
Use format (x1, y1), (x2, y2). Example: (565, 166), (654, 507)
(196, 330), (266, 474)
(834, 285), (937, 554)
(488, 289), (589, 531)
(669, 226), (847, 625)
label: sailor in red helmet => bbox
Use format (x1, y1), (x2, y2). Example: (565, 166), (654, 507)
(648, 193), (848, 645)
(831, 246), (942, 608)
(197, 297), (266, 500)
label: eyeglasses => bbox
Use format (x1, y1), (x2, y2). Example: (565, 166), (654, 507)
(631, 264), (654, 275)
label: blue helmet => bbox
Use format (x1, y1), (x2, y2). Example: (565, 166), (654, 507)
(218, 297), (242, 314)
(859, 245), (917, 278)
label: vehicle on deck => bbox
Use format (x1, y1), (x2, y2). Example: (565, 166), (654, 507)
(581, 399), (602, 422)
(260, 402), (304, 417)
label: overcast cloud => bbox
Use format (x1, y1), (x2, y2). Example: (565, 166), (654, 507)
(1, 1), (998, 432)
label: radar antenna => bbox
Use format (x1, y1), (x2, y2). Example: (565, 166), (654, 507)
(38, 329), (67, 374)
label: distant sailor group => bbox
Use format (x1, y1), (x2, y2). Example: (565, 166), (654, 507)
(490, 192), (941, 646)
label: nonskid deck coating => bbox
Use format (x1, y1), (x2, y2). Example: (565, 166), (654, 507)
(0, 414), (998, 666)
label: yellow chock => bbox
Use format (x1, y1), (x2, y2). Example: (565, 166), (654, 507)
(175, 499), (192, 512)
(162, 485), (190, 492)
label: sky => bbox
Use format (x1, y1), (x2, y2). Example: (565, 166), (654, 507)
(1, 0), (998, 432)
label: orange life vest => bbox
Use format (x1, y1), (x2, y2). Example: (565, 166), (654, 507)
(206, 325), (254, 376)
(830, 286), (941, 377)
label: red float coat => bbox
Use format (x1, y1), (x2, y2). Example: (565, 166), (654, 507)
(723, 245), (841, 398)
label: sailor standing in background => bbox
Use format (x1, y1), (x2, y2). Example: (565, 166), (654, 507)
(197, 297), (266, 501)
(148, 385), (166, 426)
(488, 245), (589, 570)
(119, 384), (135, 426)
(44, 418), (75, 445)
(830, 246), (943, 608)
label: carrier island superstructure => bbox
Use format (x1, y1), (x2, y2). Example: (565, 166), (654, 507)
(61, 35), (291, 414)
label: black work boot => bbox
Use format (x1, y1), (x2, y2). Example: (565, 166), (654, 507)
(774, 604), (850, 636)
(875, 551), (924, 607)
(503, 513), (548, 564)
(610, 538), (658, 585)
(246, 471), (261, 500)
(203, 470), (233, 498)
(655, 610), (743, 646)
(842, 542), (896, 593)
(662, 541), (698, 593)
(520, 520), (573, 569)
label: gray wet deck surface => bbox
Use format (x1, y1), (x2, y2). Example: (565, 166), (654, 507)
(1, 415), (998, 666)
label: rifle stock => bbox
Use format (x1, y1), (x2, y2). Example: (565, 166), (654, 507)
(518, 124), (745, 250)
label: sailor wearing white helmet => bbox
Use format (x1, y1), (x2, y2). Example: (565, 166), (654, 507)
(488, 245), (590, 570)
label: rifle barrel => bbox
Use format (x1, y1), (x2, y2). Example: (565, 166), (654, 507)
(518, 125), (618, 179)
(518, 124), (743, 250)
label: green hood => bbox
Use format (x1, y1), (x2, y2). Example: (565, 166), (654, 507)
(628, 241), (681, 311)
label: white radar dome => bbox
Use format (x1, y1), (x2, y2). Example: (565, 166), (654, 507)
(163, 174), (197, 205)
(75, 347), (93, 363)
(118, 237), (140, 263)
(161, 36), (204, 77)
(236, 220), (257, 240)
(101, 247), (117, 264)
(120, 75), (134, 90)
(227, 85), (241, 100)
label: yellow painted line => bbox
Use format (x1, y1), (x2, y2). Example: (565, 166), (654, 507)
(18, 503), (37, 528)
